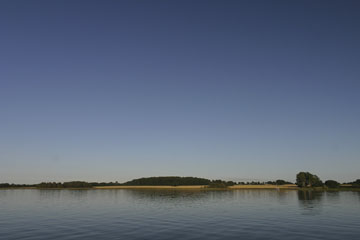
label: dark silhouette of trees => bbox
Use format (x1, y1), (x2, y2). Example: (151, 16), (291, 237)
(343, 179), (360, 188)
(242, 181), (266, 185)
(275, 179), (292, 185)
(0, 183), (11, 188)
(37, 182), (62, 188)
(36, 181), (124, 188)
(325, 180), (340, 188)
(266, 180), (293, 185)
(0, 183), (36, 188)
(353, 179), (360, 187)
(37, 181), (92, 188)
(62, 181), (92, 188)
(208, 180), (236, 188)
(4, 176), (359, 190)
(90, 181), (121, 187)
(123, 176), (211, 186)
(296, 172), (323, 187)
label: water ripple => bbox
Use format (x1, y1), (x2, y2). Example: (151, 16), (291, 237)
(0, 189), (359, 239)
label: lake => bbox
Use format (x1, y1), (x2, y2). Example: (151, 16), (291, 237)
(0, 189), (359, 239)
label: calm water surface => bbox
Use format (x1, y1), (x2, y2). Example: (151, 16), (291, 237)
(0, 189), (359, 239)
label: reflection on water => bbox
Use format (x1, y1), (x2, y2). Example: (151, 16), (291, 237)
(297, 190), (324, 201)
(124, 189), (211, 201)
(0, 189), (359, 240)
(297, 190), (324, 215)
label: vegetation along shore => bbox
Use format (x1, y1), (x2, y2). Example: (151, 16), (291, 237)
(1, 173), (359, 190)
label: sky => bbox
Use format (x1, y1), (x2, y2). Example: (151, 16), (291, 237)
(1, 0), (360, 184)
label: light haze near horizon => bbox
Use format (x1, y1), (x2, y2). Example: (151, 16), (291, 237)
(1, 0), (360, 184)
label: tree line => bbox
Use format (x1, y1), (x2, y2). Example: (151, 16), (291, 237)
(208, 180), (236, 188)
(1, 174), (359, 189)
(0, 181), (121, 189)
(0, 179), (293, 188)
(123, 176), (211, 186)
(37, 181), (93, 188)
(0, 183), (36, 188)
(236, 180), (293, 185)
(296, 171), (360, 189)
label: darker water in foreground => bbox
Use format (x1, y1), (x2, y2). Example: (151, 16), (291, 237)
(0, 189), (359, 240)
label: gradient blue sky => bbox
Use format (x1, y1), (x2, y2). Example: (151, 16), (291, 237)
(1, 0), (360, 183)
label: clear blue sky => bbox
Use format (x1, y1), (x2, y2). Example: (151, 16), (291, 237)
(1, 0), (359, 183)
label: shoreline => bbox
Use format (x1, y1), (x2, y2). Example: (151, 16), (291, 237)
(1, 184), (359, 191)
(0, 185), (296, 190)
(94, 184), (300, 190)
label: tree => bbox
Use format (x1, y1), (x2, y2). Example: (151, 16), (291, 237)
(325, 180), (340, 188)
(275, 179), (292, 185)
(296, 172), (307, 187)
(351, 179), (360, 187)
(296, 172), (323, 187)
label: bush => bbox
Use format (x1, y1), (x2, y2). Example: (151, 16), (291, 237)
(325, 180), (340, 188)
(275, 179), (292, 185)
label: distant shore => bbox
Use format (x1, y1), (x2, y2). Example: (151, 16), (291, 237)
(229, 184), (298, 189)
(1, 185), (360, 191)
(94, 185), (208, 189)
(0, 185), (298, 190)
(1, 175), (359, 191)
(94, 184), (298, 190)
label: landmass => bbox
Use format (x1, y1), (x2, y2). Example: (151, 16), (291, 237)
(1, 173), (359, 190)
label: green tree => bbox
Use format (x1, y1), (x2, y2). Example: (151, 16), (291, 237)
(351, 179), (360, 187)
(296, 172), (323, 187)
(275, 179), (292, 185)
(325, 180), (340, 188)
(296, 172), (307, 187)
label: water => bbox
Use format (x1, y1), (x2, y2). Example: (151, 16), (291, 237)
(0, 189), (359, 240)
